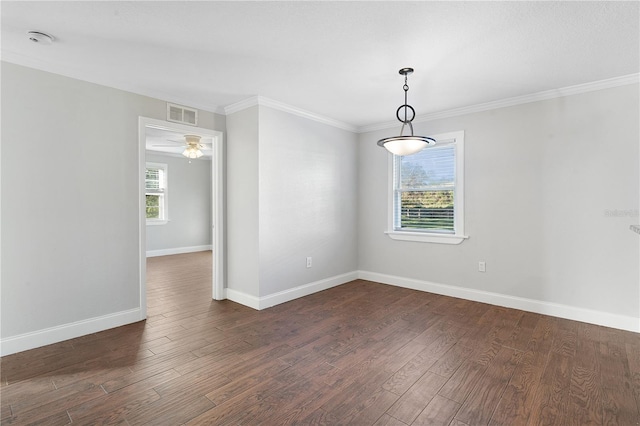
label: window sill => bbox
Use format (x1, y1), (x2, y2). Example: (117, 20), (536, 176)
(146, 220), (168, 226)
(385, 231), (468, 245)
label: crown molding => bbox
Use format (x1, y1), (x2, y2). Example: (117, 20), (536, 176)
(358, 73), (640, 133)
(224, 96), (261, 115)
(224, 96), (358, 132)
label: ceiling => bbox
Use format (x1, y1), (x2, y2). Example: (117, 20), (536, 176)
(2, 1), (638, 130)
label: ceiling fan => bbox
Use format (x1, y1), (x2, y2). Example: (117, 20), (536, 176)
(150, 134), (211, 159)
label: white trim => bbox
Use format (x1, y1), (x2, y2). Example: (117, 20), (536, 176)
(359, 73), (640, 133)
(258, 271), (358, 309)
(146, 220), (168, 226)
(385, 231), (468, 245)
(357, 271), (639, 333)
(225, 288), (261, 310)
(388, 130), (466, 244)
(223, 96), (260, 115)
(212, 131), (226, 300)
(225, 271), (359, 311)
(224, 96), (358, 132)
(0, 308), (142, 356)
(139, 117), (226, 310)
(146, 245), (213, 258)
(138, 120), (148, 321)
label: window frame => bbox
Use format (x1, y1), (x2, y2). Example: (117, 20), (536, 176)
(386, 130), (468, 244)
(145, 162), (169, 225)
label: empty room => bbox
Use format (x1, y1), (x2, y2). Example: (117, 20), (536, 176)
(1, 1), (639, 425)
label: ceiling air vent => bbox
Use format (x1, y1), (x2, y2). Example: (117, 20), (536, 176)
(167, 103), (198, 126)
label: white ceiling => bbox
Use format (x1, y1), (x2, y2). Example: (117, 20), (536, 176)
(2, 1), (638, 129)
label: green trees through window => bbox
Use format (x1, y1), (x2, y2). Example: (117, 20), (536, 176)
(146, 195), (161, 219)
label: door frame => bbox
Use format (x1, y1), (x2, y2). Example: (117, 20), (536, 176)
(138, 116), (225, 320)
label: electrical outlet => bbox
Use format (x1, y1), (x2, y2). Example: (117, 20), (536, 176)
(306, 257), (312, 268)
(478, 261), (486, 272)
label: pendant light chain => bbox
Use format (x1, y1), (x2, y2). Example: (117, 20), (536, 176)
(403, 74), (409, 123)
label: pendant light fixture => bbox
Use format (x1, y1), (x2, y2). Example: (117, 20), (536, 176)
(377, 68), (435, 156)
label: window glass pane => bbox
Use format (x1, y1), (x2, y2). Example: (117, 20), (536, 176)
(146, 169), (161, 190)
(399, 145), (455, 189)
(400, 190), (454, 231)
(145, 163), (168, 222)
(146, 194), (160, 219)
(395, 144), (456, 233)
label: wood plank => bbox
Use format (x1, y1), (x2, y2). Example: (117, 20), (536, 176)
(386, 372), (447, 424)
(412, 394), (461, 425)
(626, 342), (640, 416)
(564, 324), (603, 425)
(374, 414), (409, 426)
(502, 311), (541, 351)
(256, 375), (342, 425)
(5, 382), (105, 425)
(429, 343), (474, 378)
(454, 347), (521, 425)
(527, 351), (573, 425)
(597, 332), (639, 425)
(438, 339), (503, 404)
(5, 410), (72, 426)
(321, 368), (396, 422)
(488, 315), (555, 425)
(382, 348), (439, 396)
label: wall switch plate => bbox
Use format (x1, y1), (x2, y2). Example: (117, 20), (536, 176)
(478, 261), (486, 272)
(306, 257), (312, 268)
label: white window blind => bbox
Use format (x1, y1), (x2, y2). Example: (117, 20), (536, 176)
(393, 141), (456, 233)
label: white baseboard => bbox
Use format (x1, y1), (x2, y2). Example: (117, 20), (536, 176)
(146, 245), (212, 258)
(226, 271), (359, 311)
(259, 271), (359, 309)
(225, 288), (261, 310)
(1, 308), (143, 357)
(358, 271), (639, 333)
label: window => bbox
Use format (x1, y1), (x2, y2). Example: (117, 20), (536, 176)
(146, 162), (168, 224)
(387, 131), (467, 244)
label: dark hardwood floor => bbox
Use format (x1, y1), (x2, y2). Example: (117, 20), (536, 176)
(1, 251), (639, 425)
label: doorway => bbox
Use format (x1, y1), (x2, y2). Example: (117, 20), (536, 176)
(138, 117), (225, 320)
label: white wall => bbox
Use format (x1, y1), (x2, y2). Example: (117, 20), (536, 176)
(145, 152), (212, 254)
(225, 103), (359, 305)
(0, 62), (225, 354)
(358, 84), (639, 328)
(258, 107), (358, 297)
(226, 106), (261, 298)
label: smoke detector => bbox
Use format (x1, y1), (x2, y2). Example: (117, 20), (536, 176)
(27, 31), (54, 45)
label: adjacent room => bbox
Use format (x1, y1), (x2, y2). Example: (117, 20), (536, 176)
(1, 1), (638, 424)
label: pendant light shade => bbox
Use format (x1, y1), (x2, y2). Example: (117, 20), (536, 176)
(377, 68), (435, 156)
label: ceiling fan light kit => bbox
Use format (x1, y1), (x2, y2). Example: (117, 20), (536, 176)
(377, 68), (436, 156)
(182, 135), (204, 159)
